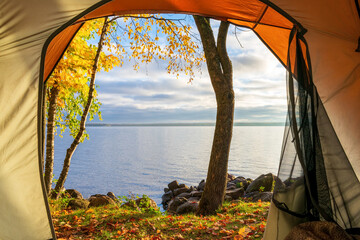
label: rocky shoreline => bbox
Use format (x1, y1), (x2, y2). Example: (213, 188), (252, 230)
(59, 190), (158, 211)
(161, 173), (276, 214)
(58, 172), (276, 215)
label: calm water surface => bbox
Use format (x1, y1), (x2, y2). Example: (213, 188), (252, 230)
(53, 126), (284, 205)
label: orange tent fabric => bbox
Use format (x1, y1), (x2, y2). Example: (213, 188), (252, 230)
(44, 0), (294, 81)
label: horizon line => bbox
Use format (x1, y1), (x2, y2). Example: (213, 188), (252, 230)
(86, 122), (285, 127)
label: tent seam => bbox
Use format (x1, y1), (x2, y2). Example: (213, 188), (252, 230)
(252, 5), (268, 30)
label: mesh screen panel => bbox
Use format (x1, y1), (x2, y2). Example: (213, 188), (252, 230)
(273, 29), (360, 231)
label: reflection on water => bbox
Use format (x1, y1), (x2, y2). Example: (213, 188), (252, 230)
(54, 126), (284, 205)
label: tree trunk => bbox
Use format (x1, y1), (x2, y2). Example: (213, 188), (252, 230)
(51, 17), (109, 199)
(44, 84), (59, 195)
(193, 16), (234, 215)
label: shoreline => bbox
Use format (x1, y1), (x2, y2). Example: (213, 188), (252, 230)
(57, 172), (276, 215)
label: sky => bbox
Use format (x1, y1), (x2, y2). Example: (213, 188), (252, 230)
(93, 15), (287, 124)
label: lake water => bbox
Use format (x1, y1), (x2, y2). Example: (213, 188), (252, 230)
(53, 126), (284, 205)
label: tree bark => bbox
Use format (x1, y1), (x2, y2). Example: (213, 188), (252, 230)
(51, 17), (109, 199)
(193, 16), (234, 215)
(44, 84), (59, 195)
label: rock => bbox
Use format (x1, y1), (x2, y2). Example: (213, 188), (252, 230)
(65, 189), (83, 199)
(246, 173), (275, 193)
(224, 195), (232, 202)
(283, 177), (302, 188)
(67, 199), (89, 209)
(233, 176), (245, 182)
(168, 197), (187, 213)
(198, 180), (206, 191)
(88, 194), (116, 207)
(190, 191), (203, 198)
(178, 183), (188, 188)
(121, 200), (139, 210)
(52, 187), (66, 198)
(244, 191), (273, 202)
(135, 197), (158, 210)
(226, 188), (245, 200)
(227, 182), (237, 190)
(164, 187), (170, 193)
(168, 180), (180, 191)
(173, 187), (190, 196)
(177, 192), (191, 199)
(232, 177), (250, 190)
(121, 197), (158, 210)
(189, 186), (196, 192)
(273, 177), (287, 192)
(161, 190), (174, 207)
(227, 173), (236, 181)
(107, 192), (117, 201)
(176, 201), (199, 214)
(187, 197), (200, 203)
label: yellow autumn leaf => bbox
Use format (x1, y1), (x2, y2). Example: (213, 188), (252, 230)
(85, 209), (94, 213)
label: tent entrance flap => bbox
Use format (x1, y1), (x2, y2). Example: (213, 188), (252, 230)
(272, 27), (360, 236)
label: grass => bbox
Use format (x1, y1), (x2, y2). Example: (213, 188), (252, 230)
(50, 197), (270, 240)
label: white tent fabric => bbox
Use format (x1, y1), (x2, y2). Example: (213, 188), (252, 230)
(1, 1), (99, 239)
(0, 0), (359, 239)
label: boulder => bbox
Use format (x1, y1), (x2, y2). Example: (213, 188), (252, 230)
(52, 186), (66, 198)
(164, 187), (170, 193)
(167, 197), (187, 213)
(65, 189), (83, 199)
(232, 177), (251, 190)
(246, 173), (275, 193)
(107, 192), (117, 201)
(198, 180), (206, 191)
(121, 197), (157, 210)
(88, 194), (116, 207)
(243, 191), (273, 202)
(173, 187), (190, 196)
(178, 183), (188, 188)
(227, 173), (236, 181)
(227, 182), (237, 190)
(121, 200), (140, 210)
(177, 192), (191, 199)
(161, 190), (174, 207)
(226, 188), (244, 200)
(190, 191), (203, 198)
(135, 197), (158, 210)
(187, 197), (200, 203)
(176, 201), (199, 214)
(168, 180), (180, 191)
(283, 177), (302, 188)
(67, 199), (89, 209)
(247, 178), (254, 185)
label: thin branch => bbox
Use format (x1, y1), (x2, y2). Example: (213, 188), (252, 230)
(217, 21), (232, 81)
(234, 27), (243, 48)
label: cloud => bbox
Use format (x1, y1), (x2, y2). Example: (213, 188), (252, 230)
(92, 18), (287, 123)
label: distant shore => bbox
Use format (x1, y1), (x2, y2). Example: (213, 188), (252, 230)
(86, 122), (285, 127)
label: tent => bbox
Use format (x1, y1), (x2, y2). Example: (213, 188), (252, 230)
(0, 0), (359, 239)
